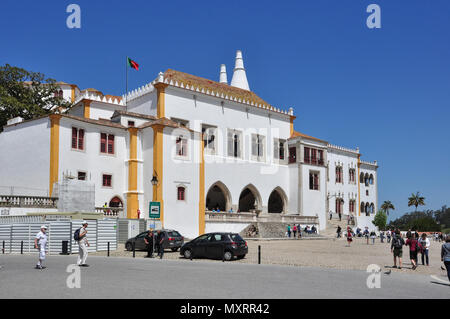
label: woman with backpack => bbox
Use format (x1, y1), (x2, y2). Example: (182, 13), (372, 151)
(406, 233), (422, 270)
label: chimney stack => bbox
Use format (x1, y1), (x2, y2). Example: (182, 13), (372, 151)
(219, 64), (228, 84)
(230, 50), (250, 91)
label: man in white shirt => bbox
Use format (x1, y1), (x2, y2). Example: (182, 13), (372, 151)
(419, 233), (431, 266)
(34, 225), (48, 269)
(76, 221), (90, 267)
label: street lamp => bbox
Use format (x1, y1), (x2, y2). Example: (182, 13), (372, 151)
(151, 175), (158, 186)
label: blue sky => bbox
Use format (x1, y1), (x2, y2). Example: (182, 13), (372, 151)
(1, 0), (449, 220)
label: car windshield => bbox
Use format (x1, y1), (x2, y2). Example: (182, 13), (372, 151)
(229, 234), (244, 242)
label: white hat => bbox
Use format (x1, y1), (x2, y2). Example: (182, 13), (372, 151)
(82, 220), (88, 225)
(41, 225), (48, 229)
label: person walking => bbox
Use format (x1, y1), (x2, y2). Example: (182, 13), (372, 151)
(391, 230), (405, 269)
(418, 233), (430, 266)
(346, 227), (353, 247)
(329, 210), (333, 221)
(76, 221), (90, 267)
(380, 231), (385, 243)
(406, 233), (422, 270)
(386, 230), (392, 243)
(441, 237), (450, 282)
(144, 230), (154, 258)
(34, 225), (48, 269)
(338, 212), (342, 221)
(286, 225), (291, 238)
(292, 224), (297, 238)
(370, 230), (377, 244)
(363, 227), (370, 245)
(406, 229), (412, 240)
(156, 229), (166, 259)
(336, 225), (342, 238)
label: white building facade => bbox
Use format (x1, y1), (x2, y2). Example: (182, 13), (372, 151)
(0, 51), (379, 237)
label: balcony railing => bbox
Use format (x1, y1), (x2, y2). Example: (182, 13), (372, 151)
(0, 195), (58, 208)
(304, 158), (325, 166)
(205, 211), (319, 225)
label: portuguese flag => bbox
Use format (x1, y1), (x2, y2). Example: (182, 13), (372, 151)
(128, 57), (139, 70)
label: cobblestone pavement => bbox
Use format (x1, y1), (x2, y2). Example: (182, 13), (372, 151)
(89, 238), (447, 276)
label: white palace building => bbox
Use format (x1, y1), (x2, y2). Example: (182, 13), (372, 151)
(0, 51), (378, 238)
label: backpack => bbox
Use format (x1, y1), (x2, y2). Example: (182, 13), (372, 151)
(393, 237), (403, 249)
(74, 228), (81, 241)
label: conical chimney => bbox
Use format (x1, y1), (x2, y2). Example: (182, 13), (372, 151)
(220, 64), (228, 84)
(230, 50), (250, 91)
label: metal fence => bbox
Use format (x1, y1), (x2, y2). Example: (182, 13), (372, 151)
(0, 219), (117, 255)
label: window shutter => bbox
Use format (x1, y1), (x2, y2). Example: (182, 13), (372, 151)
(108, 134), (114, 154)
(72, 128), (78, 149)
(273, 140), (279, 159)
(236, 134), (241, 158)
(227, 131), (233, 157)
(314, 173), (319, 190)
(100, 133), (107, 153)
(78, 129), (84, 150)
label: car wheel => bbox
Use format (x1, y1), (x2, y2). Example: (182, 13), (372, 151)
(183, 249), (192, 259)
(125, 242), (133, 251)
(223, 251), (233, 261)
(171, 247), (179, 252)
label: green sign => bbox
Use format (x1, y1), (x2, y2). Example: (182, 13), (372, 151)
(149, 201), (161, 219)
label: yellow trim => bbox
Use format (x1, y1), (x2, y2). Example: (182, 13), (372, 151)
(70, 85), (76, 103)
(290, 117), (294, 137)
(199, 133), (205, 235)
(127, 128), (139, 218)
(357, 154), (361, 217)
(154, 83), (168, 118)
(152, 125), (164, 226)
(49, 115), (61, 197)
(83, 100), (91, 118)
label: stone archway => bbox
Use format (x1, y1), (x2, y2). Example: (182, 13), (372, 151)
(206, 182), (232, 212)
(268, 187), (288, 214)
(109, 196), (123, 207)
(238, 184), (262, 213)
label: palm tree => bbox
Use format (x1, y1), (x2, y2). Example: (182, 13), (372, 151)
(381, 200), (395, 216)
(408, 192), (425, 212)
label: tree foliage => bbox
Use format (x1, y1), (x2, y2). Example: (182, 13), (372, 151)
(388, 210), (441, 231)
(408, 192), (425, 212)
(372, 210), (388, 230)
(0, 64), (72, 131)
(381, 200), (395, 216)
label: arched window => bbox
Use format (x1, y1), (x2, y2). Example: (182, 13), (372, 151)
(361, 202), (365, 213)
(364, 173), (369, 186)
(177, 186), (186, 201)
(369, 174), (374, 185)
(360, 173), (364, 183)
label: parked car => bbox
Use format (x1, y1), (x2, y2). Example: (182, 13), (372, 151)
(180, 232), (248, 261)
(125, 229), (184, 252)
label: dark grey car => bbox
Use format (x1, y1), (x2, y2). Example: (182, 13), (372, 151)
(125, 229), (184, 252)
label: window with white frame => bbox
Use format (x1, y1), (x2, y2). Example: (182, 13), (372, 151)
(273, 138), (286, 161)
(227, 129), (242, 158)
(202, 125), (217, 155)
(251, 134), (265, 160)
(309, 171), (320, 190)
(175, 135), (188, 157)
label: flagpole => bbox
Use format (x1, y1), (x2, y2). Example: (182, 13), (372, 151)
(125, 56), (128, 110)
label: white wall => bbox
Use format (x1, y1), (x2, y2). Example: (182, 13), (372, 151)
(327, 148), (359, 216)
(0, 117), (51, 196)
(58, 117), (128, 208)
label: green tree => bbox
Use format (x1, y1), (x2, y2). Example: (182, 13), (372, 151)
(381, 200), (395, 216)
(0, 64), (72, 131)
(408, 192), (425, 212)
(372, 210), (388, 230)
